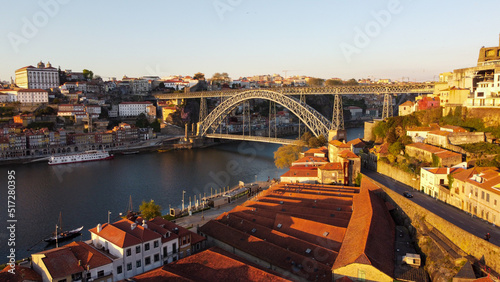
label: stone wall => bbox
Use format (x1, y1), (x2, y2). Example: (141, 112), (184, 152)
(376, 161), (420, 190)
(365, 175), (500, 274)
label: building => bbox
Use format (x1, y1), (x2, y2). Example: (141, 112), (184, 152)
(318, 162), (346, 184)
(451, 167), (500, 226)
(31, 241), (114, 282)
(420, 167), (465, 200)
(198, 179), (395, 281)
(347, 106), (363, 119)
(405, 143), (463, 167)
(398, 101), (415, 116)
(415, 96), (440, 111)
(292, 156), (328, 167)
(302, 147), (328, 158)
(89, 219), (163, 280)
(15, 61), (59, 89)
(406, 124), (440, 143)
(17, 89), (49, 104)
(280, 165), (319, 183)
(131, 247), (288, 282)
(119, 102), (153, 118)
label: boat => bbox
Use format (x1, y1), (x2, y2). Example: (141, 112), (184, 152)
(121, 150), (139, 155)
(44, 212), (83, 244)
(157, 148), (171, 153)
(48, 150), (114, 165)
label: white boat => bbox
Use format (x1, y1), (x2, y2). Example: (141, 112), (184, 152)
(48, 150), (114, 165)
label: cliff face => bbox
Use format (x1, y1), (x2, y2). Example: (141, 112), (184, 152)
(466, 108), (500, 127)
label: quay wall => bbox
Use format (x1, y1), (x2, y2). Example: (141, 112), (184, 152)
(376, 161), (420, 190)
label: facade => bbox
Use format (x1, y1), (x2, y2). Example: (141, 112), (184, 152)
(280, 166), (318, 183)
(451, 167), (500, 226)
(15, 61), (59, 89)
(17, 89), (49, 104)
(466, 72), (500, 107)
(119, 102), (153, 117)
(420, 167), (464, 200)
(398, 101), (415, 116)
(405, 143), (462, 167)
(318, 162), (345, 184)
(89, 219), (163, 280)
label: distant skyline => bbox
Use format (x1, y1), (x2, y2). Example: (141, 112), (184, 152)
(1, 0), (500, 83)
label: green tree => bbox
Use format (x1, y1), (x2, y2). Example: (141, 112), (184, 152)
(82, 69), (94, 80)
(135, 113), (150, 128)
(300, 131), (313, 143)
(139, 200), (162, 220)
(211, 72), (230, 84)
(150, 119), (161, 132)
(386, 128), (398, 144)
(274, 143), (303, 169)
(194, 72), (205, 80)
(389, 141), (404, 156)
(308, 137), (322, 148)
(354, 173), (362, 186)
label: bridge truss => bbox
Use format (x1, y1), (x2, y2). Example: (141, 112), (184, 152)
(199, 90), (331, 139)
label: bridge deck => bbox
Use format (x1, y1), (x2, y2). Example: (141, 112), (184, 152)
(154, 84), (435, 99)
(206, 134), (298, 145)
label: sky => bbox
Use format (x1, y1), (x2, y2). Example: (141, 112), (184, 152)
(1, 0), (500, 82)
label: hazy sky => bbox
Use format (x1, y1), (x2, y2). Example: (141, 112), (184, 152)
(1, 0), (499, 82)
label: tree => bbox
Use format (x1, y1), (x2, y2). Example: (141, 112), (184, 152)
(307, 77), (324, 87)
(300, 131), (313, 143)
(194, 72), (205, 80)
(135, 113), (150, 128)
(344, 78), (359, 85)
(274, 144), (303, 169)
(325, 79), (343, 86)
(308, 137), (322, 148)
(82, 69), (94, 80)
(139, 200), (162, 220)
(211, 72), (230, 84)
(389, 141), (404, 156)
(150, 119), (161, 132)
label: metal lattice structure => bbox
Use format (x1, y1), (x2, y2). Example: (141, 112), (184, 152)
(382, 93), (393, 119)
(332, 94), (344, 130)
(199, 97), (207, 122)
(154, 83), (435, 99)
(199, 90), (330, 138)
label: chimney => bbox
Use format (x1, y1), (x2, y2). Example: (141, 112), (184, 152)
(447, 167), (450, 174)
(97, 223), (102, 233)
(131, 223), (137, 230)
(142, 220), (148, 229)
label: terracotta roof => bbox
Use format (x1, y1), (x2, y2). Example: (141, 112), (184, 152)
(399, 101), (414, 107)
(329, 139), (350, 148)
(346, 138), (366, 148)
(425, 167), (464, 175)
(406, 143), (444, 154)
(281, 166), (318, 178)
(293, 156), (328, 164)
(440, 125), (467, 133)
(428, 130), (452, 136)
(434, 150), (462, 160)
(319, 162), (344, 170)
(338, 150), (359, 159)
(89, 218), (161, 248)
(38, 248), (84, 279)
(132, 247), (289, 282)
(304, 147), (328, 154)
(0, 265), (42, 281)
(119, 101), (152, 105)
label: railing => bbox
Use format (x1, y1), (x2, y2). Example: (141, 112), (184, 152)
(205, 133), (298, 145)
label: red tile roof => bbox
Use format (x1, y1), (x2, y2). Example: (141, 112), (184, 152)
(346, 138), (366, 148)
(319, 162), (343, 170)
(338, 150), (358, 159)
(89, 218), (161, 248)
(293, 156), (328, 164)
(281, 166), (318, 178)
(426, 167), (464, 175)
(132, 247), (289, 282)
(0, 265), (42, 281)
(406, 142), (444, 154)
(39, 248), (84, 279)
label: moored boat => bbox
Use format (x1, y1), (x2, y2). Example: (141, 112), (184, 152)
(48, 150), (113, 165)
(44, 226), (84, 244)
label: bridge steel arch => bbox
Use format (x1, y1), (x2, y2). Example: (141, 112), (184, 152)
(199, 90), (331, 138)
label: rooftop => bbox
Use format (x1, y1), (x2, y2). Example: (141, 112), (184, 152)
(89, 218), (161, 248)
(199, 179), (394, 281)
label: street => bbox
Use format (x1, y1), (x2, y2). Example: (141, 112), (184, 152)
(363, 169), (500, 247)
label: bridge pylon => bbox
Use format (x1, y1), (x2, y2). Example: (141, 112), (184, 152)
(329, 94), (346, 141)
(199, 97), (207, 122)
(382, 93), (393, 119)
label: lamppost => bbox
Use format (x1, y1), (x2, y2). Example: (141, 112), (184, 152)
(108, 211), (111, 224)
(182, 190), (186, 211)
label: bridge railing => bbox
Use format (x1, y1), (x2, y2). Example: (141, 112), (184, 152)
(205, 133), (299, 145)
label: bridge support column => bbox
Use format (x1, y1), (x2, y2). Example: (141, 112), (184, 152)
(328, 129), (347, 141)
(197, 122), (202, 136)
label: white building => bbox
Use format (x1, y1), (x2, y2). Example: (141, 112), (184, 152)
(89, 219), (163, 280)
(15, 61), (59, 89)
(119, 102), (153, 117)
(17, 89), (49, 104)
(466, 72), (500, 107)
(420, 167), (464, 198)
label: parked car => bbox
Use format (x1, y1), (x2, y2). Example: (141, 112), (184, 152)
(403, 191), (413, 198)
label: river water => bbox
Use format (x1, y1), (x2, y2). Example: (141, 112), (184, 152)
(0, 127), (363, 263)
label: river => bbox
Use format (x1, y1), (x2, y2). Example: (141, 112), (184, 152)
(0, 127), (364, 263)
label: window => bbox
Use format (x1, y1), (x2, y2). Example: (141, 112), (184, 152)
(482, 191), (485, 200)
(145, 243), (150, 251)
(117, 265), (123, 274)
(154, 253), (160, 262)
(136, 245), (141, 254)
(154, 240), (159, 248)
(495, 199), (497, 206)
(440, 179), (445, 185)
(86, 273), (91, 279)
(145, 256), (151, 265)
(136, 260), (141, 268)
(173, 243), (177, 253)
(126, 248), (131, 256)
(97, 270), (104, 278)
(486, 193), (490, 202)
(127, 263), (132, 271)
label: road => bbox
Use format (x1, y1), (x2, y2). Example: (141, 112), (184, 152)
(363, 169), (500, 247)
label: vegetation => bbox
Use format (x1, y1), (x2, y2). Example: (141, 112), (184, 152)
(300, 131), (327, 148)
(307, 77), (324, 87)
(150, 119), (161, 132)
(34, 106), (56, 117)
(139, 200), (162, 220)
(193, 72), (205, 80)
(459, 142), (500, 155)
(27, 121), (55, 131)
(354, 173), (362, 186)
(210, 72), (230, 85)
(325, 79), (343, 86)
(274, 143), (303, 169)
(82, 69), (94, 80)
(135, 113), (150, 128)
(0, 107), (16, 117)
